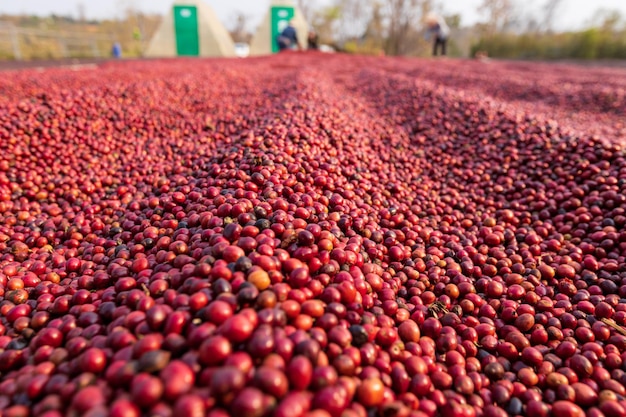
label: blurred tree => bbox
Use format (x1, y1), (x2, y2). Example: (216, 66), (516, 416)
(478, 0), (513, 35)
(344, 1), (385, 55)
(445, 14), (461, 29)
(312, 0), (435, 56)
(596, 9), (624, 31)
(542, 0), (563, 33)
(363, 2), (385, 43)
(77, 2), (86, 23)
(0, 11), (161, 60)
(524, 16), (540, 34)
(383, 0), (432, 55)
(312, 5), (342, 46)
(334, 0), (374, 43)
(470, 5), (626, 61)
(385, 0), (417, 55)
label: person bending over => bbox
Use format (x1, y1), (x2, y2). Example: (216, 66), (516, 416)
(425, 13), (450, 56)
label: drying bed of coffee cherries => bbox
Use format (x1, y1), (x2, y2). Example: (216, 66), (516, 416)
(0, 53), (625, 417)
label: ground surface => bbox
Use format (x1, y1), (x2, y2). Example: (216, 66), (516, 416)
(0, 53), (626, 417)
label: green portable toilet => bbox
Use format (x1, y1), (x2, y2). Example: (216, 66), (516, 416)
(250, 0), (309, 55)
(270, 6), (294, 53)
(173, 5), (200, 56)
(146, 0), (235, 58)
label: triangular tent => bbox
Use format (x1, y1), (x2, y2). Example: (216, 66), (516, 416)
(146, 0), (235, 57)
(249, 0), (309, 55)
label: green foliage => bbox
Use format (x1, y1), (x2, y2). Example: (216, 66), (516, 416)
(0, 13), (161, 61)
(312, 5), (342, 45)
(446, 14), (462, 29)
(471, 27), (626, 60)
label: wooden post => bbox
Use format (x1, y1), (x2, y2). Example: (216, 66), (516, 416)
(59, 38), (68, 58)
(9, 25), (22, 61)
(91, 40), (100, 58)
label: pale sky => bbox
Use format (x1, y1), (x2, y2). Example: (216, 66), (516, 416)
(1, 0), (625, 32)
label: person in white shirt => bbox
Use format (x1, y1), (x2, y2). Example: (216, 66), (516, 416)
(425, 13), (450, 56)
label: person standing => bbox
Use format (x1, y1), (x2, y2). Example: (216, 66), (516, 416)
(111, 42), (122, 59)
(425, 13), (450, 56)
(277, 20), (301, 51)
(307, 30), (319, 50)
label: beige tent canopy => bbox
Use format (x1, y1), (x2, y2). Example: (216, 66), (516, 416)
(249, 0), (309, 55)
(146, 0), (235, 58)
